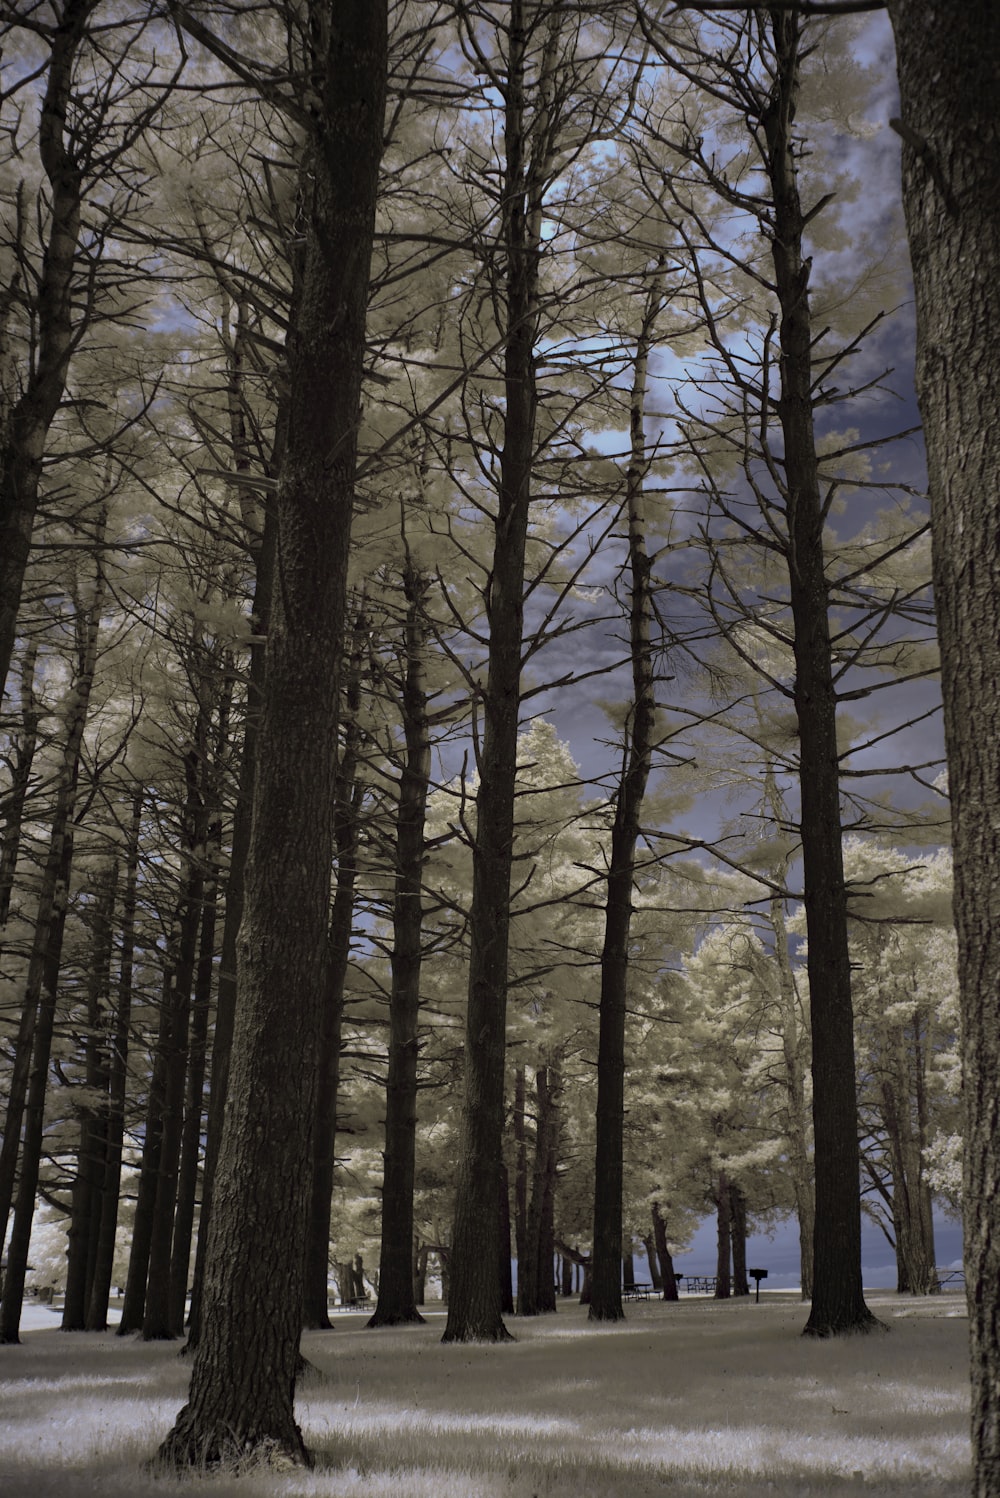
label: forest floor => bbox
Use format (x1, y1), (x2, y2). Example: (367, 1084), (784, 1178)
(0, 1290), (969, 1498)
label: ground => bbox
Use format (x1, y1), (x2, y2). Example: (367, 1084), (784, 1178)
(0, 1291), (970, 1497)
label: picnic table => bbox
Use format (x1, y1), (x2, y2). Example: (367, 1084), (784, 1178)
(681, 1274), (718, 1294)
(337, 1295), (373, 1312)
(623, 1282), (653, 1301)
(935, 1267), (965, 1290)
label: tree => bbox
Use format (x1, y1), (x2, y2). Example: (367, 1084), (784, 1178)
(589, 272), (669, 1322)
(0, 0), (173, 702)
(157, 0), (387, 1469)
(443, 0), (576, 1345)
(876, 1), (1000, 1486)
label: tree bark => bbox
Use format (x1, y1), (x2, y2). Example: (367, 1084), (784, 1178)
(0, 0), (95, 700)
(443, 0), (550, 1346)
(753, 10), (877, 1338)
(518, 1065), (560, 1316)
(651, 1202), (679, 1302)
(0, 555), (104, 1340)
(730, 1181), (749, 1297)
(590, 275), (662, 1323)
(0, 641), (40, 953)
(158, 0), (386, 1467)
(884, 7), (1000, 1482)
(62, 861), (118, 1330)
(143, 745), (208, 1341)
(714, 1173), (732, 1300)
(370, 564), (431, 1328)
(185, 475), (277, 1350)
(87, 786), (142, 1331)
(303, 603), (367, 1331)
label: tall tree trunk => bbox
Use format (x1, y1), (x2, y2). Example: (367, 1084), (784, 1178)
(767, 875), (814, 1301)
(714, 1173), (731, 1300)
(499, 1162), (515, 1316)
(370, 561), (431, 1328)
(62, 861), (118, 1330)
(158, 1), (386, 1466)
(143, 744), (208, 1341)
(651, 1202), (679, 1302)
(590, 277), (662, 1322)
(0, 640), (40, 954)
(758, 11), (876, 1338)
(0, 0), (94, 700)
(730, 1181), (749, 1297)
(185, 485), (276, 1350)
(519, 1065), (559, 1316)
(884, 6), (1000, 1481)
(0, 547), (105, 1341)
(642, 1233), (662, 1291)
(168, 810), (222, 1334)
(302, 601), (367, 1331)
(513, 1065), (528, 1277)
(444, 0), (553, 1346)
(87, 786), (142, 1331)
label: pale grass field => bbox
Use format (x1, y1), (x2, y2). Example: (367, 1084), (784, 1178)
(0, 1291), (970, 1498)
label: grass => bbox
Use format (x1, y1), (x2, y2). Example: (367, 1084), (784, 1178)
(0, 1290), (970, 1497)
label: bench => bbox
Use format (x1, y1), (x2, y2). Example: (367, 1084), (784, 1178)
(623, 1282), (653, 1301)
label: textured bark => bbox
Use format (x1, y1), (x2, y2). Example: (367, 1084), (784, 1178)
(158, 0), (386, 1467)
(87, 787), (142, 1331)
(513, 1065), (528, 1277)
(886, 14), (1000, 1481)
(0, 554), (104, 1341)
(185, 483), (276, 1350)
(714, 1174), (732, 1300)
(143, 748), (207, 1341)
(0, 0), (96, 699)
(62, 862), (118, 1331)
(590, 278), (662, 1323)
(874, 1012), (937, 1297)
(0, 641), (40, 953)
(751, 11), (876, 1339)
(518, 1065), (560, 1316)
(168, 817), (222, 1334)
(730, 1182), (749, 1297)
(444, 0), (549, 1346)
(370, 564), (431, 1329)
(768, 875), (814, 1302)
(303, 606), (367, 1331)
(651, 1202), (679, 1302)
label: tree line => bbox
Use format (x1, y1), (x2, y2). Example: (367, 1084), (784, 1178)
(1, 1), (997, 1492)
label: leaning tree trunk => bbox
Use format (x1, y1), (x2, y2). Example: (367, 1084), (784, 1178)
(884, 5), (1000, 1484)
(158, 1), (386, 1467)
(590, 276), (662, 1322)
(759, 11), (877, 1338)
(651, 1202), (679, 1302)
(370, 560), (432, 1328)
